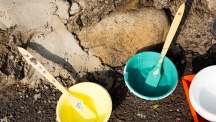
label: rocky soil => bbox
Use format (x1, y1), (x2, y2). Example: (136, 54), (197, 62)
(0, 0), (216, 121)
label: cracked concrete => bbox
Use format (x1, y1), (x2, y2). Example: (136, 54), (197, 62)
(0, 0), (114, 90)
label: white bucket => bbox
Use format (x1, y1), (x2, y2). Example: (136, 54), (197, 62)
(189, 66), (216, 122)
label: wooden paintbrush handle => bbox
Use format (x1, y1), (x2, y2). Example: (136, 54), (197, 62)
(161, 3), (185, 56)
(29, 58), (79, 103)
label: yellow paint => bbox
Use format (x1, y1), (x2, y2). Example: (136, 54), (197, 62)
(56, 82), (112, 122)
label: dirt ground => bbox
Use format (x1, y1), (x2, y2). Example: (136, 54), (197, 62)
(0, 0), (216, 121)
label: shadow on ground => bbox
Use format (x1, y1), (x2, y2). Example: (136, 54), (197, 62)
(83, 69), (128, 110)
(25, 42), (128, 111)
(192, 44), (216, 73)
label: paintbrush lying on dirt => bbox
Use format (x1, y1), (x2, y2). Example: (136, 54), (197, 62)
(17, 47), (97, 120)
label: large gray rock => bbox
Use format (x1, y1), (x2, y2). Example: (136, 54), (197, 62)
(76, 8), (170, 67)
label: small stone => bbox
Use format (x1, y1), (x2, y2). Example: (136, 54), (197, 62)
(186, 53), (192, 58)
(35, 89), (40, 92)
(8, 103), (13, 109)
(211, 38), (216, 44)
(211, 16), (216, 36)
(143, 115), (146, 118)
(44, 85), (49, 90)
(70, 2), (80, 15)
(137, 113), (146, 118)
(180, 60), (185, 64)
(137, 113), (142, 117)
(208, 17), (214, 24)
(34, 93), (41, 100)
(176, 118), (181, 121)
(0, 117), (8, 122)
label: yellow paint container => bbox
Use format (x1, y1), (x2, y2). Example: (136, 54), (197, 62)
(56, 82), (112, 122)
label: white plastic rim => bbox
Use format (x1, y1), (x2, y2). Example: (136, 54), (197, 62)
(189, 65), (216, 122)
